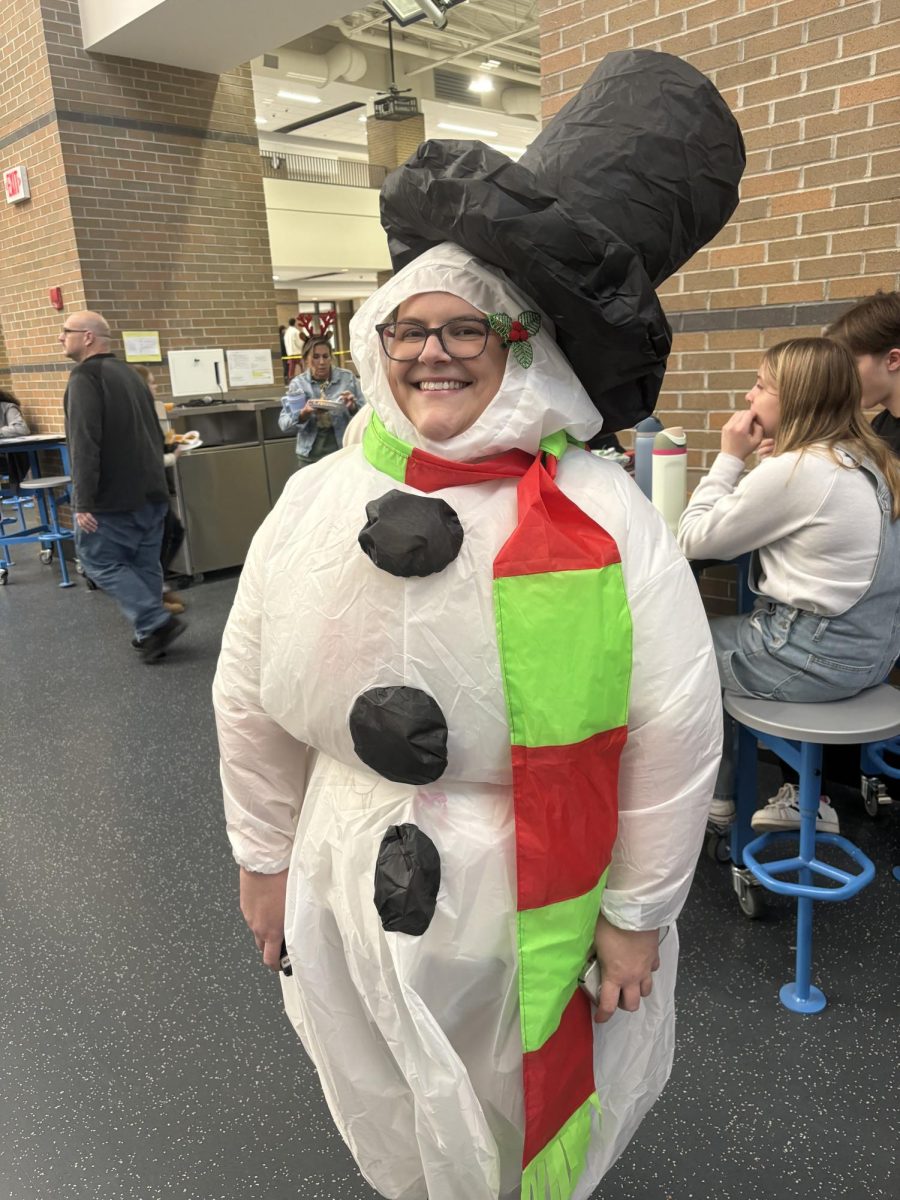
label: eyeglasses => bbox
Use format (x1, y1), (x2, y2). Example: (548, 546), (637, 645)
(376, 318), (491, 361)
(61, 328), (90, 335)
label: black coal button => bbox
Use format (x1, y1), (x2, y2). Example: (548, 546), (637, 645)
(349, 685), (448, 784)
(358, 489), (463, 577)
(374, 822), (441, 936)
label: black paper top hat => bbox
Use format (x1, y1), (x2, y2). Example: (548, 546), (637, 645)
(380, 50), (745, 431)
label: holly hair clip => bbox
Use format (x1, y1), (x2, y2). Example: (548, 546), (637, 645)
(486, 310), (541, 368)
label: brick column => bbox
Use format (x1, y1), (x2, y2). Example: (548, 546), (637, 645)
(0, 321), (11, 387)
(0, 0), (279, 432)
(366, 113), (427, 288)
(540, 0), (899, 612)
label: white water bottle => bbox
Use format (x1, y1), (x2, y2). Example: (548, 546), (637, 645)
(651, 427), (687, 534)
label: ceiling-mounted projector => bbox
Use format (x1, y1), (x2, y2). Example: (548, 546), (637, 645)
(373, 84), (421, 122)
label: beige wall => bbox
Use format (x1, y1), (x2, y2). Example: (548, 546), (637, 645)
(264, 178), (392, 274)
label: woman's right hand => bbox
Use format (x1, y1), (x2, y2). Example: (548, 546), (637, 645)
(299, 403), (315, 420)
(721, 409), (764, 461)
(239, 866), (288, 971)
(756, 438), (775, 461)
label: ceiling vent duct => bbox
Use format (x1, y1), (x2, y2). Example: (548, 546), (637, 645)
(500, 85), (540, 119)
(434, 68), (478, 106)
(257, 45), (368, 88)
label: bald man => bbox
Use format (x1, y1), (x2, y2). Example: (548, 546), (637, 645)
(61, 310), (185, 660)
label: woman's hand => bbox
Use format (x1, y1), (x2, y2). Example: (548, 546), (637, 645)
(339, 390), (356, 410)
(299, 403), (315, 420)
(592, 912), (661, 1024)
(756, 437), (775, 461)
(239, 866), (288, 971)
(721, 409), (764, 461)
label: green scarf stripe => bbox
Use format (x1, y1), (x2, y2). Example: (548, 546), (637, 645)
(538, 430), (569, 459)
(522, 1092), (601, 1200)
(538, 431), (586, 457)
(363, 412), (410, 482)
(517, 873), (607, 1053)
(493, 567), (631, 747)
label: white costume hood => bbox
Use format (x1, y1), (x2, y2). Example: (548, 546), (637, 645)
(350, 242), (603, 461)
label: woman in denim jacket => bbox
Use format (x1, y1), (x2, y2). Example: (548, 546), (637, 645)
(278, 336), (366, 468)
(679, 337), (900, 834)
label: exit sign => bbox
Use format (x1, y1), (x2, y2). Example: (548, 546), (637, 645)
(4, 165), (30, 204)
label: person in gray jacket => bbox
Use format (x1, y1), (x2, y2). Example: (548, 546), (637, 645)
(0, 389), (29, 438)
(61, 311), (185, 661)
(278, 337), (365, 468)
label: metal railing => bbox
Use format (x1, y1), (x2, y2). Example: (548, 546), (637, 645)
(260, 151), (387, 189)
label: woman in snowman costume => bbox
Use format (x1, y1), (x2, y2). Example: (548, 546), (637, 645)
(215, 51), (743, 1200)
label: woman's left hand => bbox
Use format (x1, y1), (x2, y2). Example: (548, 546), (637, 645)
(721, 409), (764, 461)
(592, 913), (661, 1024)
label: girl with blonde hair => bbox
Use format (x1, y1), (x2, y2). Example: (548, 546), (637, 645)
(679, 336), (900, 834)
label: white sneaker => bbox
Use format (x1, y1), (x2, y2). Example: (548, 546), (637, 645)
(708, 796), (735, 827)
(750, 782), (839, 833)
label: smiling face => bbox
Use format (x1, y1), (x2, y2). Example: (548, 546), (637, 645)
(745, 363), (780, 437)
(385, 292), (509, 442)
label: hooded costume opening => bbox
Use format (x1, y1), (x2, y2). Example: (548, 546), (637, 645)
(214, 50), (741, 1200)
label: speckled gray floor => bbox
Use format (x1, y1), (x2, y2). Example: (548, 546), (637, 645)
(1, 551), (897, 1200)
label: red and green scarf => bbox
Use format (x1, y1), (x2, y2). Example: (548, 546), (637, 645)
(363, 413), (633, 1199)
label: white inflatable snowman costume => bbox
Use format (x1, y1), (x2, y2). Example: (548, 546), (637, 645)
(213, 239), (723, 1200)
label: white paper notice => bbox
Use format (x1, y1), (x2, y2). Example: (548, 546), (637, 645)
(226, 349), (275, 388)
(123, 331), (162, 362)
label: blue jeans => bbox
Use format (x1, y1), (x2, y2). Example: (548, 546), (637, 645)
(75, 502), (169, 640)
(711, 600), (900, 800)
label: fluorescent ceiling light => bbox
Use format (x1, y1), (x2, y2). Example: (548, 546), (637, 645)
(255, 116), (268, 124)
(437, 121), (499, 137)
(277, 90), (322, 105)
(490, 144), (525, 156)
(468, 75), (494, 94)
(480, 58), (501, 69)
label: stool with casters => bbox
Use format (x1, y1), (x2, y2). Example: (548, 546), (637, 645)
(0, 475), (75, 587)
(725, 685), (900, 1013)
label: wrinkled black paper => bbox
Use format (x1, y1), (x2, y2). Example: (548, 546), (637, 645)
(350, 685), (448, 785)
(374, 823), (442, 936)
(358, 489), (464, 578)
(380, 50), (745, 431)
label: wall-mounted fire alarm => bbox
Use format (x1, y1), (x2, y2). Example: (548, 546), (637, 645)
(49, 287), (64, 310)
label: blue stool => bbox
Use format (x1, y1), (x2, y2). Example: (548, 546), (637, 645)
(0, 481), (36, 570)
(860, 733), (900, 882)
(0, 475), (75, 588)
(725, 686), (900, 1013)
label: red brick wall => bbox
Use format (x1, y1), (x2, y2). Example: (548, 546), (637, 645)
(0, 0), (86, 429)
(0, 0), (280, 432)
(539, 0), (900, 481)
(540, 0), (899, 612)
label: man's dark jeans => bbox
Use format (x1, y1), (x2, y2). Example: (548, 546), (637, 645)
(75, 502), (169, 639)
